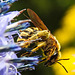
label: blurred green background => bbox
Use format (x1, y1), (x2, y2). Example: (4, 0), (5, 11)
(10, 0), (75, 75)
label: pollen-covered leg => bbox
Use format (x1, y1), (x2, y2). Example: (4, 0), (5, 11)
(38, 57), (47, 64)
(31, 42), (46, 53)
(28, 42), (46, 56)
(21, 42), (46, 57)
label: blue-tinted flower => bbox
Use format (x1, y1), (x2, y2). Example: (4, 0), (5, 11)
(0, 9), (22, 75)
(0, 10), (21, 35)
(0, 1), (40, 75)
(0, 0), (17, 14)
(6, 56), (40, 71)
(7, 22), (30, 32)
(0, 10), (20, 45)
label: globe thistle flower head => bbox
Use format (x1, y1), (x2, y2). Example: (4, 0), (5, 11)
(0, 1), (40, 75)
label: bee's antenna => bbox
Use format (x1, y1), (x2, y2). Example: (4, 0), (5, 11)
(57, 61), (68, 73)
(58, 58), (70, 61)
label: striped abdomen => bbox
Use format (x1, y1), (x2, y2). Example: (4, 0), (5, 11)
(17, 27), (40, 41)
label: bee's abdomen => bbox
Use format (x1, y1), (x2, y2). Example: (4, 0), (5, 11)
(17, 27), (40, 42)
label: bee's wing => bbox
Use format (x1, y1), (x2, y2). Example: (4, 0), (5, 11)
(27, 8), (48, 30)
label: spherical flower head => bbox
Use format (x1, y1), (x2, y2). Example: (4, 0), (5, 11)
(0, 9), (22, 75)
(0, 5), (40, 75)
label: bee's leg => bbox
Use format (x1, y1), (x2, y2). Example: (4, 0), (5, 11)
(21, 52), (30, 57)
(21, 42), (46, 57)
(30, 42), (46, 53)
(38, 57), (47, 64)
(20, 38), (43, 57)
(47, 49), (55, 61)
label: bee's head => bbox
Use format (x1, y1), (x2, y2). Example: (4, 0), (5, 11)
(44, 51), (69, 73)
(44, 52), (59, 66)
(44, 36), (61, 66)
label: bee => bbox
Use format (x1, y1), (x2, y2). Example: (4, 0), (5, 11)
(17, 9), (69, 73)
